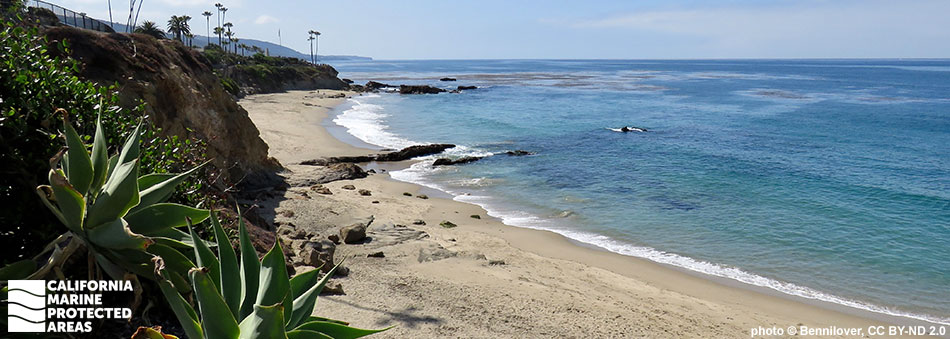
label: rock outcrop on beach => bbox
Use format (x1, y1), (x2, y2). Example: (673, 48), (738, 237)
(43, 27), (279, 185)
(399, 85), (446, 94)
(226, 62), (347, 96)
(376, 144), (457, 161)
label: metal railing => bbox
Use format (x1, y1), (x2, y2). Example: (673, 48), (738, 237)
(22, 0), (114, 33)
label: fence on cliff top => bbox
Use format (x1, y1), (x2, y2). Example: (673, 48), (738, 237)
(15, 0), (115, 33)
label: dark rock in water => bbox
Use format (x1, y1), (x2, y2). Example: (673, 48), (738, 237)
(376, 144), (456, 161)
(368, 251), (385, 258)
(432, 156), (483, 166)
(365, 81), (395, 90)
(399, 85), (446, 94)
(340, 223), (367, 244)
(440, 77), (457, 81)
(457, 85), (477, 90)
(505, 150), (534, 156)
(342, 78), (354, 84)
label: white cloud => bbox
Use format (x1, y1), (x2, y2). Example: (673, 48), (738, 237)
(254, 15), (278, 25)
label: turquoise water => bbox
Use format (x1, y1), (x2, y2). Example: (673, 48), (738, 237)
(327, 59), (950, 324)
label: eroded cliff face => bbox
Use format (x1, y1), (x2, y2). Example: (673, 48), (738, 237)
(42, 27), (279, 185)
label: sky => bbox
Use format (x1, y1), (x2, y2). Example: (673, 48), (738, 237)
(49, 0), (950, 60)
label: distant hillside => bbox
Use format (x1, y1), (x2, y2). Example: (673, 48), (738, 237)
(108, 22), (371, 61)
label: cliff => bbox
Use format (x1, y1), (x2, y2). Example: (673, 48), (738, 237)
(202, 46), (347, 97)
(41, 27), (280, 186)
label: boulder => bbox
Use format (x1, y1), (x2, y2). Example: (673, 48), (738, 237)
(488, 260), (506, 266)
(440, 221), (457, 228)
(376, 144), (456, 161)
(432, 156), (482, 166)
(358, 189), (372, 196)
(365, 81), (395, 90)
(313, 187), (332, 195)
(340, 223), (367, 244)
(327, 234), (340, 244)
(412, 219), (426, 225)
(321, 282), (345, 295)
(368, 251), (385, 258)
(505, 150), (534, 156)
(341, 184), (356, 190)
(440, 77), (457, 81)
(416, 194), (429, 200)
(342, 78), (354, 84)
(399, 85), (446, 95)
(470, 214), (481, 219)
(457, 85), (477, 90)
(298, 240), (336, 270)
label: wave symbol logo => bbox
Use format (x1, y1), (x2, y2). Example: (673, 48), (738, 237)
(7, 280), (46, 332)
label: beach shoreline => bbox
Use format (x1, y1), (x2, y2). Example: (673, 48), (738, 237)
(240, 90), (937, 338)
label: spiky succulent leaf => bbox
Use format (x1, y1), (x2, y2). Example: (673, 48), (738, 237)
(126, 203), (211, 235)
(190, 268), (240, 339)
(86, 218), (149, 250)
(48, 169), (85, 233)
(288, 262), (342, 329)
(137, 173), (176, 191)
(238, 213), (260, 319)
(158, 267), (204, 339)
(150, 228), (214, 248)
(0, 260), (37, 280)
(86, 160), (139, 228)
(133, 160), (209, 213)
(148, 243), (196, 293)
(89, 115), (109, 207)
(211, 211), (242, 317)
(286, 330), (332, 339)
(117, 123), (141, 166)
(292, 321), (388, 339)
(304, 316), (349, 326)
(238, 304), (288, 339)
(190, 219), (221, 290)
(63, 118), (93, 195)
(256, 239), (292, 325)
(288, 267), (323, 299)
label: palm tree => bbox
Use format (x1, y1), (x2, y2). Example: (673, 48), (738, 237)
(224, 30), (234, 53)
(307, 35), (315, 64)
(201, 11), (212, 46)
(185, 33), (195, 47)
(213, 26), (224, 48)
(214, 3), (223, 45)
(134, 21), (165, 39)
(167, 15), (192, 42)
(308, 30), (321, 64)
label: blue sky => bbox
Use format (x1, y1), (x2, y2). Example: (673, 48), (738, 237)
(54, 0), (950, 59)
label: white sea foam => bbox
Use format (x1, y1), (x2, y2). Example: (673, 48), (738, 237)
(332, 94), (950, 326)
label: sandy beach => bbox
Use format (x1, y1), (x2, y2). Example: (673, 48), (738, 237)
(239, 90), (926, 338)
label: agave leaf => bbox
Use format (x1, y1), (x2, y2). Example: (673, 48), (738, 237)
(238, 304), (288, 339)
(151, 228), (215, 248)
(288, 267), (323, 300)
(304, 316), (349, 326)
(86, 160), (139, 228)
(189, 219), (221, 290)
(132, 160), (210, 214)
(36, 186), (69, 226)
(89, 115), (110, 196)
(238, 212), (260, 319)
(107, 154), (119, 179)
(256, 239), (292, 325)
(117, 123), (141, 166)
(63, 118), (93, 195)
(93, 251), (127, 280)
(286, 330), (332, 339)
(190, 268), (240, 339)
(211, 211), (242, 317)
(287, 261), (342, 329)
(137, 173), (176, 191)
(157, 266), (204, 339)
(126, 203), (210, 235)
(86, 218), (149, 250)
(147, 243), (196, 293)
(0, 259), (37, 280)
(292, 321), (389, 339)
(48, 170), (85, 233)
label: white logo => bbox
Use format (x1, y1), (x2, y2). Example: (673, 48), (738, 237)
(7, 280), (46, 332)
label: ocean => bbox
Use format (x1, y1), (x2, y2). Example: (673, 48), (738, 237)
(325, 59), (950, 324)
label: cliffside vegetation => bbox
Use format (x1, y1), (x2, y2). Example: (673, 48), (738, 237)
(203, 44), (346, 97)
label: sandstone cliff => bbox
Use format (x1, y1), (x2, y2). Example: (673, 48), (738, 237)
(42, 27), (279, 185)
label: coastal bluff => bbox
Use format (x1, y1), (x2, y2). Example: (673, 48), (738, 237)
(42, 27), (287, 185)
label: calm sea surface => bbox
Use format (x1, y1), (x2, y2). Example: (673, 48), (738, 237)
(326, 59), (950, 324)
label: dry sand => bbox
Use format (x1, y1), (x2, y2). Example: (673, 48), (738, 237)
(240, 90), (927, 338)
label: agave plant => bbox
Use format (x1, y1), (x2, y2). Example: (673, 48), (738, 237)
(154, 212), (389, 338)
(2, 109), (209, 282)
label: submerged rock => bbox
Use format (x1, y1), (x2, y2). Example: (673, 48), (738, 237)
(399, 85), (446, 94)
(505, 150), (534, 156)
(440, 77), (457, 81)
(433, 156), (483, 166)
(376, 144), (456, 161)
(457, 85), (477, 90)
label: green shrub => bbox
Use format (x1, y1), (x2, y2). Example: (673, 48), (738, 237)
(0, 22), (211, 265)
